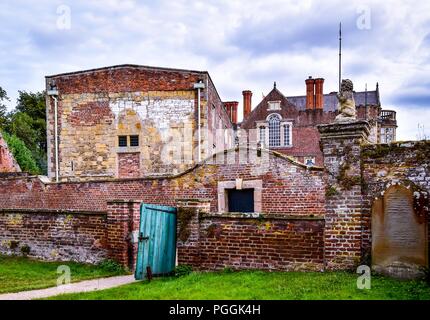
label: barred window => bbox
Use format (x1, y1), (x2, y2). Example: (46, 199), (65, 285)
(259, 126), (266, 145)
(118, 136), (127, 147)
(130, 135), (139, 147)
(284, 124), (291, 146)
(268, 114), (281, 147)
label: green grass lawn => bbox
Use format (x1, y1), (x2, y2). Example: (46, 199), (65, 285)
(49, 270), (430, 300)
(0, 255), (128, 294)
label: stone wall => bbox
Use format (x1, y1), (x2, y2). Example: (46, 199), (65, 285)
(361, 141), (430, 278)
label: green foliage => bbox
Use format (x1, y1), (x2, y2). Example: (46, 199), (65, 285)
(177, 208), (196, 242)
(97, 259), (127, 274)
(325, 186), (339, 197)
(1, 131), (40, 174)
(174, 264), (193, 277)
(49, 270), (430, 300)
(0, 89), (47, 174)
(0, 86), (10, 129)
(20, 244), (31, 256)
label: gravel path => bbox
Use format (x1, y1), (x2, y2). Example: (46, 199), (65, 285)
(0, 275), (137, 300)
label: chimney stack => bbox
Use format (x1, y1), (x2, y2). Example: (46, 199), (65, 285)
(314, 78), (324, 109)
(224, 101), (239, 124)
(242, 90), (252, 119)
(305, 77), (315, 109)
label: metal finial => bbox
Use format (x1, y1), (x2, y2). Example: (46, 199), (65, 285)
(274, 81), (277, 89)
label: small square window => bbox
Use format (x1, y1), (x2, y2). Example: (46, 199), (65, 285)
(130, 135), (139, 147)
(227, 189), (254, 213)
(118, 136), (127, 147)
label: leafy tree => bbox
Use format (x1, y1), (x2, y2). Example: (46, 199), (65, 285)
(0, 86), (10, 129)
(0, 89), (47, 174)
(14, 91), (47, 152)
(1, 131), (40, 175)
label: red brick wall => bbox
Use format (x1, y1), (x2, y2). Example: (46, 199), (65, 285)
(0, 149), (326, 270)
(196, 215), (324, 271)
(118, 153), (140, 178)
(0, 150), (325, 216)
(47, 66), (206, 95)
(0, 209), (107, 263)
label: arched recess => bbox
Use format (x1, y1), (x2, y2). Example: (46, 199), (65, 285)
(372, 185), (428, 279)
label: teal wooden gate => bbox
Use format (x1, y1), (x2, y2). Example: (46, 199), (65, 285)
(135, 203), (177, 280)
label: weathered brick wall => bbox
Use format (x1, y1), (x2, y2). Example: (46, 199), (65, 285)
(118, 153), (140, 178)
(0, 133), (21, 173)
(0, 149), (325, 215)
(195, 214), (324, 271)
(0, 148), (326, 270)
(0, 209), (107, 263)
(318, 121), (371, 270)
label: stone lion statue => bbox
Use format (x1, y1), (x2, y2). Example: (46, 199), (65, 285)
(335, 79), (356, 122)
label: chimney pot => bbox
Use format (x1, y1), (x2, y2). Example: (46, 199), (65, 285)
(224, 101), (239, 124)
(305, 77), (315, 109)
(242, 90), (252, 119)
(314, 78), (324, 109)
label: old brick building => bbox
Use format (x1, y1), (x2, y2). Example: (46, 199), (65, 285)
(0, 65), (425, 280)
(45, 65), (235, 182)
(240, 78), (397, 166)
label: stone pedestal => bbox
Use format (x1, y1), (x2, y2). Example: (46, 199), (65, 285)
(318, 120), (370, 270)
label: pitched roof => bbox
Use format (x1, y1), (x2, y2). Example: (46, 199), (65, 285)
(286, 91), (380, 112)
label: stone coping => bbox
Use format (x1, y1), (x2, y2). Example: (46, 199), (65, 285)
(200, 212), (324, 220)
(0, 208), (106, 216)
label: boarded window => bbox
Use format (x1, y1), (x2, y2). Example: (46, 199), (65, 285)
(227, 189), (254, 213)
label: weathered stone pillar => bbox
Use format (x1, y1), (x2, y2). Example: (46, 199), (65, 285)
(318, 121), (370, 270)
(106, 200), (140, 269)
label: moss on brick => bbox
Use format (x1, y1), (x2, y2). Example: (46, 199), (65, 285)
(177, 207), (196, 242)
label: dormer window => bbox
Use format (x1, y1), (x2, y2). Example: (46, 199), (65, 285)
(268, 101), (281, 111)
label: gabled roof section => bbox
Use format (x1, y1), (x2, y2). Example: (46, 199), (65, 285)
(241, 85), (298, 128)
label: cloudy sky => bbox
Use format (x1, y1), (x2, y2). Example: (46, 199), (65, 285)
(1, 0), (429, 140)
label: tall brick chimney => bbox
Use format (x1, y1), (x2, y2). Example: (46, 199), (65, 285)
(314, 78), (324, 109)
(305, 77), (315, 109)
(224, 101), (239, 124)
(242, 90), (252, 119)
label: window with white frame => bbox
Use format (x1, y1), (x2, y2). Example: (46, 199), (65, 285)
(268, 114), (281, 147)
(259, 126), (266, 145)
(268, 101), (281, 111)
(283, 123), (292, 146)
